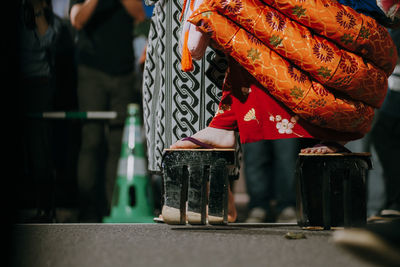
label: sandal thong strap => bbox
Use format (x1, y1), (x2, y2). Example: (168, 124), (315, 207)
(181, 136), (214, 149)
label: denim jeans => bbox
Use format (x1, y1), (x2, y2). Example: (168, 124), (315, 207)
(370, 112), (400, 211)
(243, 138), (299, 214)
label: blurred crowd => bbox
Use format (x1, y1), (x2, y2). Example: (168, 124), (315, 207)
(10, 0), (400, 265)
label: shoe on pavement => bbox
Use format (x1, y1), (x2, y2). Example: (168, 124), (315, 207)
(245, 207), (268, 223)
(332, 220), (400, 267)
(380, 209), (400, 217)
(276, 206), (297, 223)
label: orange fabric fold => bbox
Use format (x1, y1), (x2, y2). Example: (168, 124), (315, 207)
(181, 30), (194, 72)
(185, 0), (397, 136)
(212, 0), (390, 108)
(262, 0), (397, 76)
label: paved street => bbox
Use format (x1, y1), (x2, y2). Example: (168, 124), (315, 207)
(10, 223), (374, 267)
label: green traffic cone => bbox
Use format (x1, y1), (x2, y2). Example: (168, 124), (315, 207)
(103, 103), (155, 223)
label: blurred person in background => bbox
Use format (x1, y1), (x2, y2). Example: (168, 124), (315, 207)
(18, 0), (62, 222)
(369, 27), (400, 221)
(69, 0), (145, 222)
(243, 139), (299, 223)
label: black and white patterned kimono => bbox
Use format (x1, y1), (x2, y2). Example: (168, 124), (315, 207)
(142, 0), (241, 174)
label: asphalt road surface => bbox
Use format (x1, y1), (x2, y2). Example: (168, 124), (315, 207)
(10, 223), (375, 267)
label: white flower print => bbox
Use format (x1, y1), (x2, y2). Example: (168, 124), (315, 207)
(269, 113), (303, 137)
(276, 118), (294, 134)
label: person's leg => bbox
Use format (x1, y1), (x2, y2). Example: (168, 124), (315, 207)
(76, 65), (108, 222)
(272, 138), (299, 219)
(23, 79), (55, 220)
(243, 140), (274, 222)
(370, 112), (400, 213)
(105, 72), (137, 214)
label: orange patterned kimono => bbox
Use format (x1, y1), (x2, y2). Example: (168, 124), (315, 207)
(184, 0), (397, 143)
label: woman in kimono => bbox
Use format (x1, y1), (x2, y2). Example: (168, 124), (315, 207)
(142, 0), (240, 222)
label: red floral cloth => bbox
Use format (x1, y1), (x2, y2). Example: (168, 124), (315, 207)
(209, 58), (364, 143)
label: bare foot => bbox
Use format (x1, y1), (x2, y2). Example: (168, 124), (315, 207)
(227, 186), (237, 223)
(170, 127), (236, 149)
(300, 141), (349, 154)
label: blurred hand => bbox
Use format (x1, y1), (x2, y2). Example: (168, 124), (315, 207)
(120, 0), (146, 22)
(139, 45), (147, 65)
(70, 0), (99, 30)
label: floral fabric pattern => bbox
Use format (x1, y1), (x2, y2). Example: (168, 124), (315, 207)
(188, 0), (397, 136)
